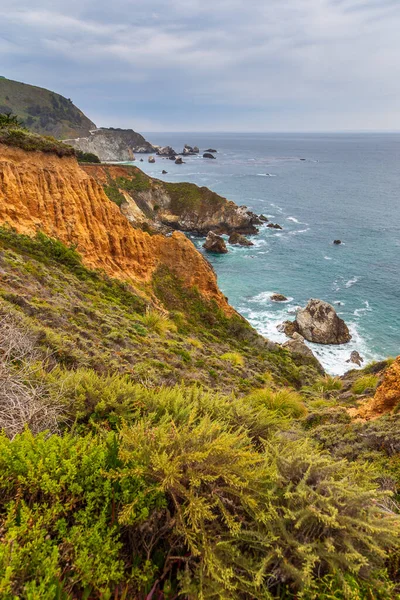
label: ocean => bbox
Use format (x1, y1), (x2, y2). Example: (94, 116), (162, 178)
(135, 132), (400, 375)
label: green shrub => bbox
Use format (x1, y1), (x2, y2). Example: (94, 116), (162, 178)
(352, 374), (380, 395)
(76, 150), (101, 163)
(140, 307), (176, 335)
(221, 351), (245, 367)
(312, 374), (343, 394)
(244, 387), (307, 418)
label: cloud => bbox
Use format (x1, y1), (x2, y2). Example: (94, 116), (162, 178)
(0, 0), (399, 131)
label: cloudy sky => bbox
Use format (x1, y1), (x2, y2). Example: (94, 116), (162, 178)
(0, 0), (399, 131)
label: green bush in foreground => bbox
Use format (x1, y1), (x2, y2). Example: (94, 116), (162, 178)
(0, 374), (398, 599)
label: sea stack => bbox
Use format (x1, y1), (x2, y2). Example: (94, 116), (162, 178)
(283, 299), (351, 345)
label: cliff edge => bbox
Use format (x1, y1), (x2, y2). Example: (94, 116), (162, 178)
(0, 143), (231, 313)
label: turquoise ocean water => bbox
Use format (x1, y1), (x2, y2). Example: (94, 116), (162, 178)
(135, 133), (400, 374)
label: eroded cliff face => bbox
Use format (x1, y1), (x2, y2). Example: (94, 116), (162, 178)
(353, 357), (400, 419)
(0, 144), (232, 313)
(82, 164), (260, 235)
(64, 128), (156, 161)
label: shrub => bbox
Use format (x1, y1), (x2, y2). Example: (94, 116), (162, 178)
(221, 351), (244, 367)
(312, 374), (343, 395)
(141, 307), (176, 335)
(352, 374), (380, 395)
(244, 387), (307, 418)
(76, 150), (101, 163)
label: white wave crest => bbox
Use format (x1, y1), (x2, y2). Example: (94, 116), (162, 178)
(345, 276), (360, 288)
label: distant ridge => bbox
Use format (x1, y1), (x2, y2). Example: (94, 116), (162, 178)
(0, 77), (96, 139)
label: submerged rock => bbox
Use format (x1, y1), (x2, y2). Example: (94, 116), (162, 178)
(347, 351), (364, 366)
(228, 232), (254, 246)
(333, 239), (342, 245)
(270, 293), (288, 302)
(285, 299), (351, 345)
(203, 153), (216, 159)
(203, 232), (228, 254)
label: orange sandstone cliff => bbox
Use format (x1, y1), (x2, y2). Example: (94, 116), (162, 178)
(0, 144), (232, 313)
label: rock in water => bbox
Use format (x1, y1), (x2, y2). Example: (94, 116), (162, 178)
(267, 223), (283, 230)
(270, 293), (288, 302)
(259, 214), (269, 222)
(156, 146), (177, 157)
(228, 232), (254, 246)
(162, 170), (168, 174)
(148, 156), (155, 163)
(347, 351), (364, 366)
(203, 232), (228, 254)
(205, 148), (217, 153)
(175, 157), (184, 165)
(182, 144), (199, 155)
(292, 299), (351, 345)
(333, 239), (342, 245)
(203, 153), (216, 159)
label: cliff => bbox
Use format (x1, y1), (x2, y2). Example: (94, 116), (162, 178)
(82, 163), (260, 235)
(0, 143), (231, 313)
(0, 77), (96, 139)
(65, 128), (156, 161)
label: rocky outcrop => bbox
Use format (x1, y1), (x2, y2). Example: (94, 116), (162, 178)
(347, 351), (364, 367)
(267, 223), (282, 230)
(64, 128), (156, 162)
(156, 146), (177, 157)
(82, 164), (261, 236)
(0, 144), (232, 314)
(271, 293), (288, 302)
(175, 157), (183, 165)
(228, 232), (253, 246)
(203, 232), (228, 254)
(283, 332), (324, 372)
(182, 144), (199, 156)
(205, 148), (217, 153)
(283, 299), (351, 345)
(203, 153), (216, 159)
(351, 358), (400, 419)
(148, 156), (155, 163)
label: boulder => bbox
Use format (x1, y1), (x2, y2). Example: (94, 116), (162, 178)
(283, 333), (319, 361)
(333, 239), (342, 245)
(289, 299), (351, 345)
(270, 293), (288, 302)
(148, 156), (155, 163)
(228, 232), (254, 246)
(156, 146), (177, 157)
(162, 170), (168, 174)
(346, 351), (364, 367)
(205, 148), (217, 153)
(203, 153), (216, 159)
(280, 320), (298, 338)
(182, 144), (199, 155)
(267, 223), (282, 230)
(175, 157), (184, 165)
(203, 232), (228, 254)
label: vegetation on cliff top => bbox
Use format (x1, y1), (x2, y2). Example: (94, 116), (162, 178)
(0, 113), (76, 157)
(0, 77), (96, 138)
(0, 227), (400, 598)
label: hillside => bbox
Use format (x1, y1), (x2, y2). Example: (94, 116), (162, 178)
(0, 77), (96, 138)
(0, 129), (400, 599)
(82, 163), (261, 234)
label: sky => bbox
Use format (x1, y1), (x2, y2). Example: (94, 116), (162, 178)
(0, 0), (399, 132)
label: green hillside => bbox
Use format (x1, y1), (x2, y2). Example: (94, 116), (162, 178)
(0, 77), (96, 139)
